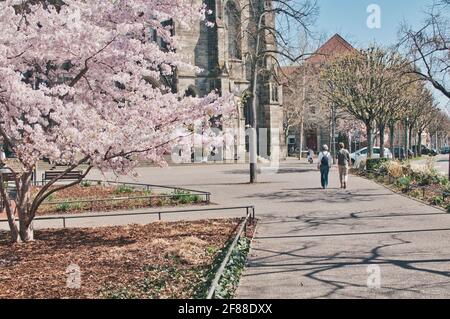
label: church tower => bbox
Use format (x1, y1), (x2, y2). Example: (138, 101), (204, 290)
(175, 0), (284, 162)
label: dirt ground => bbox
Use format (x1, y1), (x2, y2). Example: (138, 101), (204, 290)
(0, 219), (242, 299)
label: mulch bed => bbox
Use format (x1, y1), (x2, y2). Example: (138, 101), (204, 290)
(0, 219), (244, 299)
(30, 184), (204, 215)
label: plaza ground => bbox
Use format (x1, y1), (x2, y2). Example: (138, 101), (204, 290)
(410, 154), (449, 176)
(2, 159), (450, 298)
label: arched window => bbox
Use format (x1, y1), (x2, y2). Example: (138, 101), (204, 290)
(225, 1), (241, 59)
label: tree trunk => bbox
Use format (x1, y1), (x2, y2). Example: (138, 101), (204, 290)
(284, 126), (290, 158)
(404, 119), (409, 160)
(298, 119), (304, 160)
(366, 123), (373, 158)
(379, 124), (385, 159)
(15, 174), (35, 242)
(331, 107), (336, 164)
(409, 126), (415, 157)
(417, 131), (423, 158)
(249, 62), (258, 183)
(389, 122), (395, 159)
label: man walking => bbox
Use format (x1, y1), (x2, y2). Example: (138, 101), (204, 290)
(318, 145), (332, 189)
(337, 142), (351, 189)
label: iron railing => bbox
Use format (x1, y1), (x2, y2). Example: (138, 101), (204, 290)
(207, 206), (256, 299)
(0, 205), (255, 229)
(33, 179), (211, 210)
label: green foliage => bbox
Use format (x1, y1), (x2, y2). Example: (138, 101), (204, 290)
(55, 202), (71, 212)
(439, 176), (449, 186)
(80, 181), (91, 187)
(412, 170), (441, 186)
(206, 246), (218, 255)
(409, 189), (421, 198)
(71, 202), (83, 210)
(366, 158), (389, 172)
(171, 189), (200, 204)
(214, 237), (250, 299)
(431, 196), (444, 206)
(55, 201), (83, 212)
(396, 175), (412, 192)
(115, 185), (135, 194)
(100, 285), (137, 299)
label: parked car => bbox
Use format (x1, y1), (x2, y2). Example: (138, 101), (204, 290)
(412, 145), (437, 156)
(392, 147), (414, 160)
(350, 147), (393, 167)
(440, 146), (450, 154)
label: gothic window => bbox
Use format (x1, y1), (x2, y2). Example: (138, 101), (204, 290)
(225, 1), (242, 60)
(149, 19), (174, 51)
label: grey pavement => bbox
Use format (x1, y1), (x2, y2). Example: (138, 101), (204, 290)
(410, 154), (449, 176)
(2, 159), (450, 298)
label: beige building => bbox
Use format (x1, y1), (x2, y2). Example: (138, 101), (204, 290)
(172, 0), (284, 161)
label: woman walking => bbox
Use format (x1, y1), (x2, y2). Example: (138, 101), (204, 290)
(317, 145), (333, 189)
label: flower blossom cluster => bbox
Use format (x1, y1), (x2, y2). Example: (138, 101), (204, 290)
(0, 0), (235, 174)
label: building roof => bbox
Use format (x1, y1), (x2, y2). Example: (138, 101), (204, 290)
(306, 34), (356, 64)
(279, 34), (356, 84)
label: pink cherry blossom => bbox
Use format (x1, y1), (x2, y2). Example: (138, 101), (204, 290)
(0, 0), (235, 242)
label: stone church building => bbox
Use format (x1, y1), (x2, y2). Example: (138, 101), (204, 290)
(171, 0), (284, 161)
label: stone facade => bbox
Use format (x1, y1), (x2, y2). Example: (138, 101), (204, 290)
(174, 0), (284, 161)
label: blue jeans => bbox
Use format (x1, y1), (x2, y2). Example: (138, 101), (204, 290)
(320, 166), (330, 188)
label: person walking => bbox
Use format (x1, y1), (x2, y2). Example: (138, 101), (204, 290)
(337, 142), (351, 189)
(317, 145), (332, 189)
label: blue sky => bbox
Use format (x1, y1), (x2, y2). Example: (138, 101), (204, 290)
(311, 0), (448, 110)
(313, 0), (432, 47)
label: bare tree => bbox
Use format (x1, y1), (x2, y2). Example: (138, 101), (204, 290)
(399, 0), (450, 99)
(281, 63), (323, 158)
(320, 47), (407, 158)
(241, 0), (318, 182)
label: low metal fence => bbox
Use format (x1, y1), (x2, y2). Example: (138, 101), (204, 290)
(207, 206), (256, 299)
(33, 179), (211, 210)
(0, 205), (255, 229)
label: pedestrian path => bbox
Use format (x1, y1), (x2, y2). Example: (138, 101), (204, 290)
(3, 159), (450, 298)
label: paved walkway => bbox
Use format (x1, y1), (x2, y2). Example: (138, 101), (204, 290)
(410, 154), (449, 176)
(2, 159), (450, 298)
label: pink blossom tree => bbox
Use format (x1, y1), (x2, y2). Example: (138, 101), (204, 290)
(0, 0), (234, 243)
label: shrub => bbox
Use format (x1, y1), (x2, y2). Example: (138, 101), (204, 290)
(396, 175), (412, 193)
(409, 189), (421, 198)
(115, 185), (134, 194)
(412, 170), (441, 186)
(431, 196), (444, 206)
(56, 202), (71, 212)
(439, 176), (449, 187)
(384, 161), (404, 178)
(171, 189), (200, 204)
(71, 202), (83, 210)
(366, 158), (389, 172)
(80, 181), (91, 187)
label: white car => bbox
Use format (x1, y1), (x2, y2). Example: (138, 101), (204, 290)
(350, 147), (393, 167)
